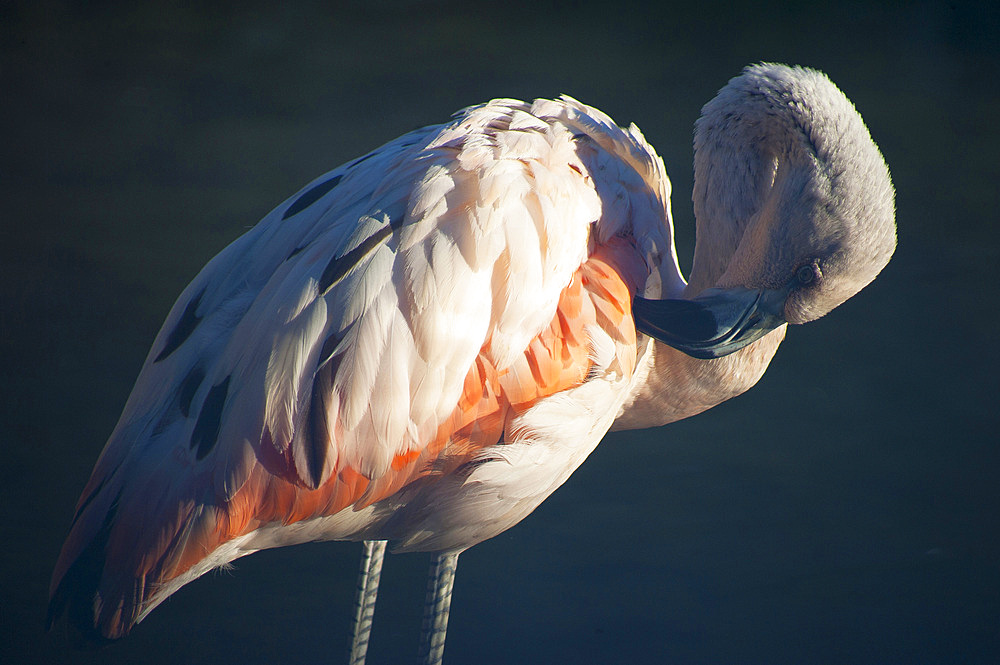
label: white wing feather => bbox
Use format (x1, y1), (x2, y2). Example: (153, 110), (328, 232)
(99, 96), (678, 500)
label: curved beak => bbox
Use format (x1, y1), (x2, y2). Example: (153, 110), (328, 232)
(633, 286), (788, 359)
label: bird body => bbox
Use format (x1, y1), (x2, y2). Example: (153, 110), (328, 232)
(50, 95), (677, 638)
(49, 64), (896, 654)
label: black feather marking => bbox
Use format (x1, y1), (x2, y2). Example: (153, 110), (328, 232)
(318, 224), (392, 294)
(190, 376), (230, 459)
(178, 365), (205, 418)
(300, 344), (348, 488)
(303, 367), (332, 489)
(69, 475), (109, 528)
(154, 288), (205, 362)
(282, 174), (343, 220)
(349, 151), (377, 168)
(317, 328), (347, 369)
(151, 363), (204, 438)
(46, 492), (121, 643)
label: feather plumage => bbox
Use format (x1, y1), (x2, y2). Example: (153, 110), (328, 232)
(49, 96), (672, 640)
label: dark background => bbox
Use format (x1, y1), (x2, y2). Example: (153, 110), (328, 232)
(3, 1), (998, 663)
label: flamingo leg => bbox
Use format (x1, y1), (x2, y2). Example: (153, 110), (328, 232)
(348, 539), (387, 665)
(416, 551), (461, 665)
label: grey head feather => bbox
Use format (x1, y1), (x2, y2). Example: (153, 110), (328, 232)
(689, 63), (896, 324)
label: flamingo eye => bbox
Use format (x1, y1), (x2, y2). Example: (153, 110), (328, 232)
(796, 263), (819, 286)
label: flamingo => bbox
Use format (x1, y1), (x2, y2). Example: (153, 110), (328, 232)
(48, 63), (895, 663)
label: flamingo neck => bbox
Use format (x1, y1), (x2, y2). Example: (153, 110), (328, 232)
(612, 325), (786, 432)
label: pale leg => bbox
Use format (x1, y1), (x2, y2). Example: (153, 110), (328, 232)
(348, 539), (387, 665)
(416, 551), (461, 665)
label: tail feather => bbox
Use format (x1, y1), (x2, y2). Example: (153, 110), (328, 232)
(47, 492), (121, 642)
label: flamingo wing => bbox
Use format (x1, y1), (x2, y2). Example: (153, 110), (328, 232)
(48, 97), (679, 640)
